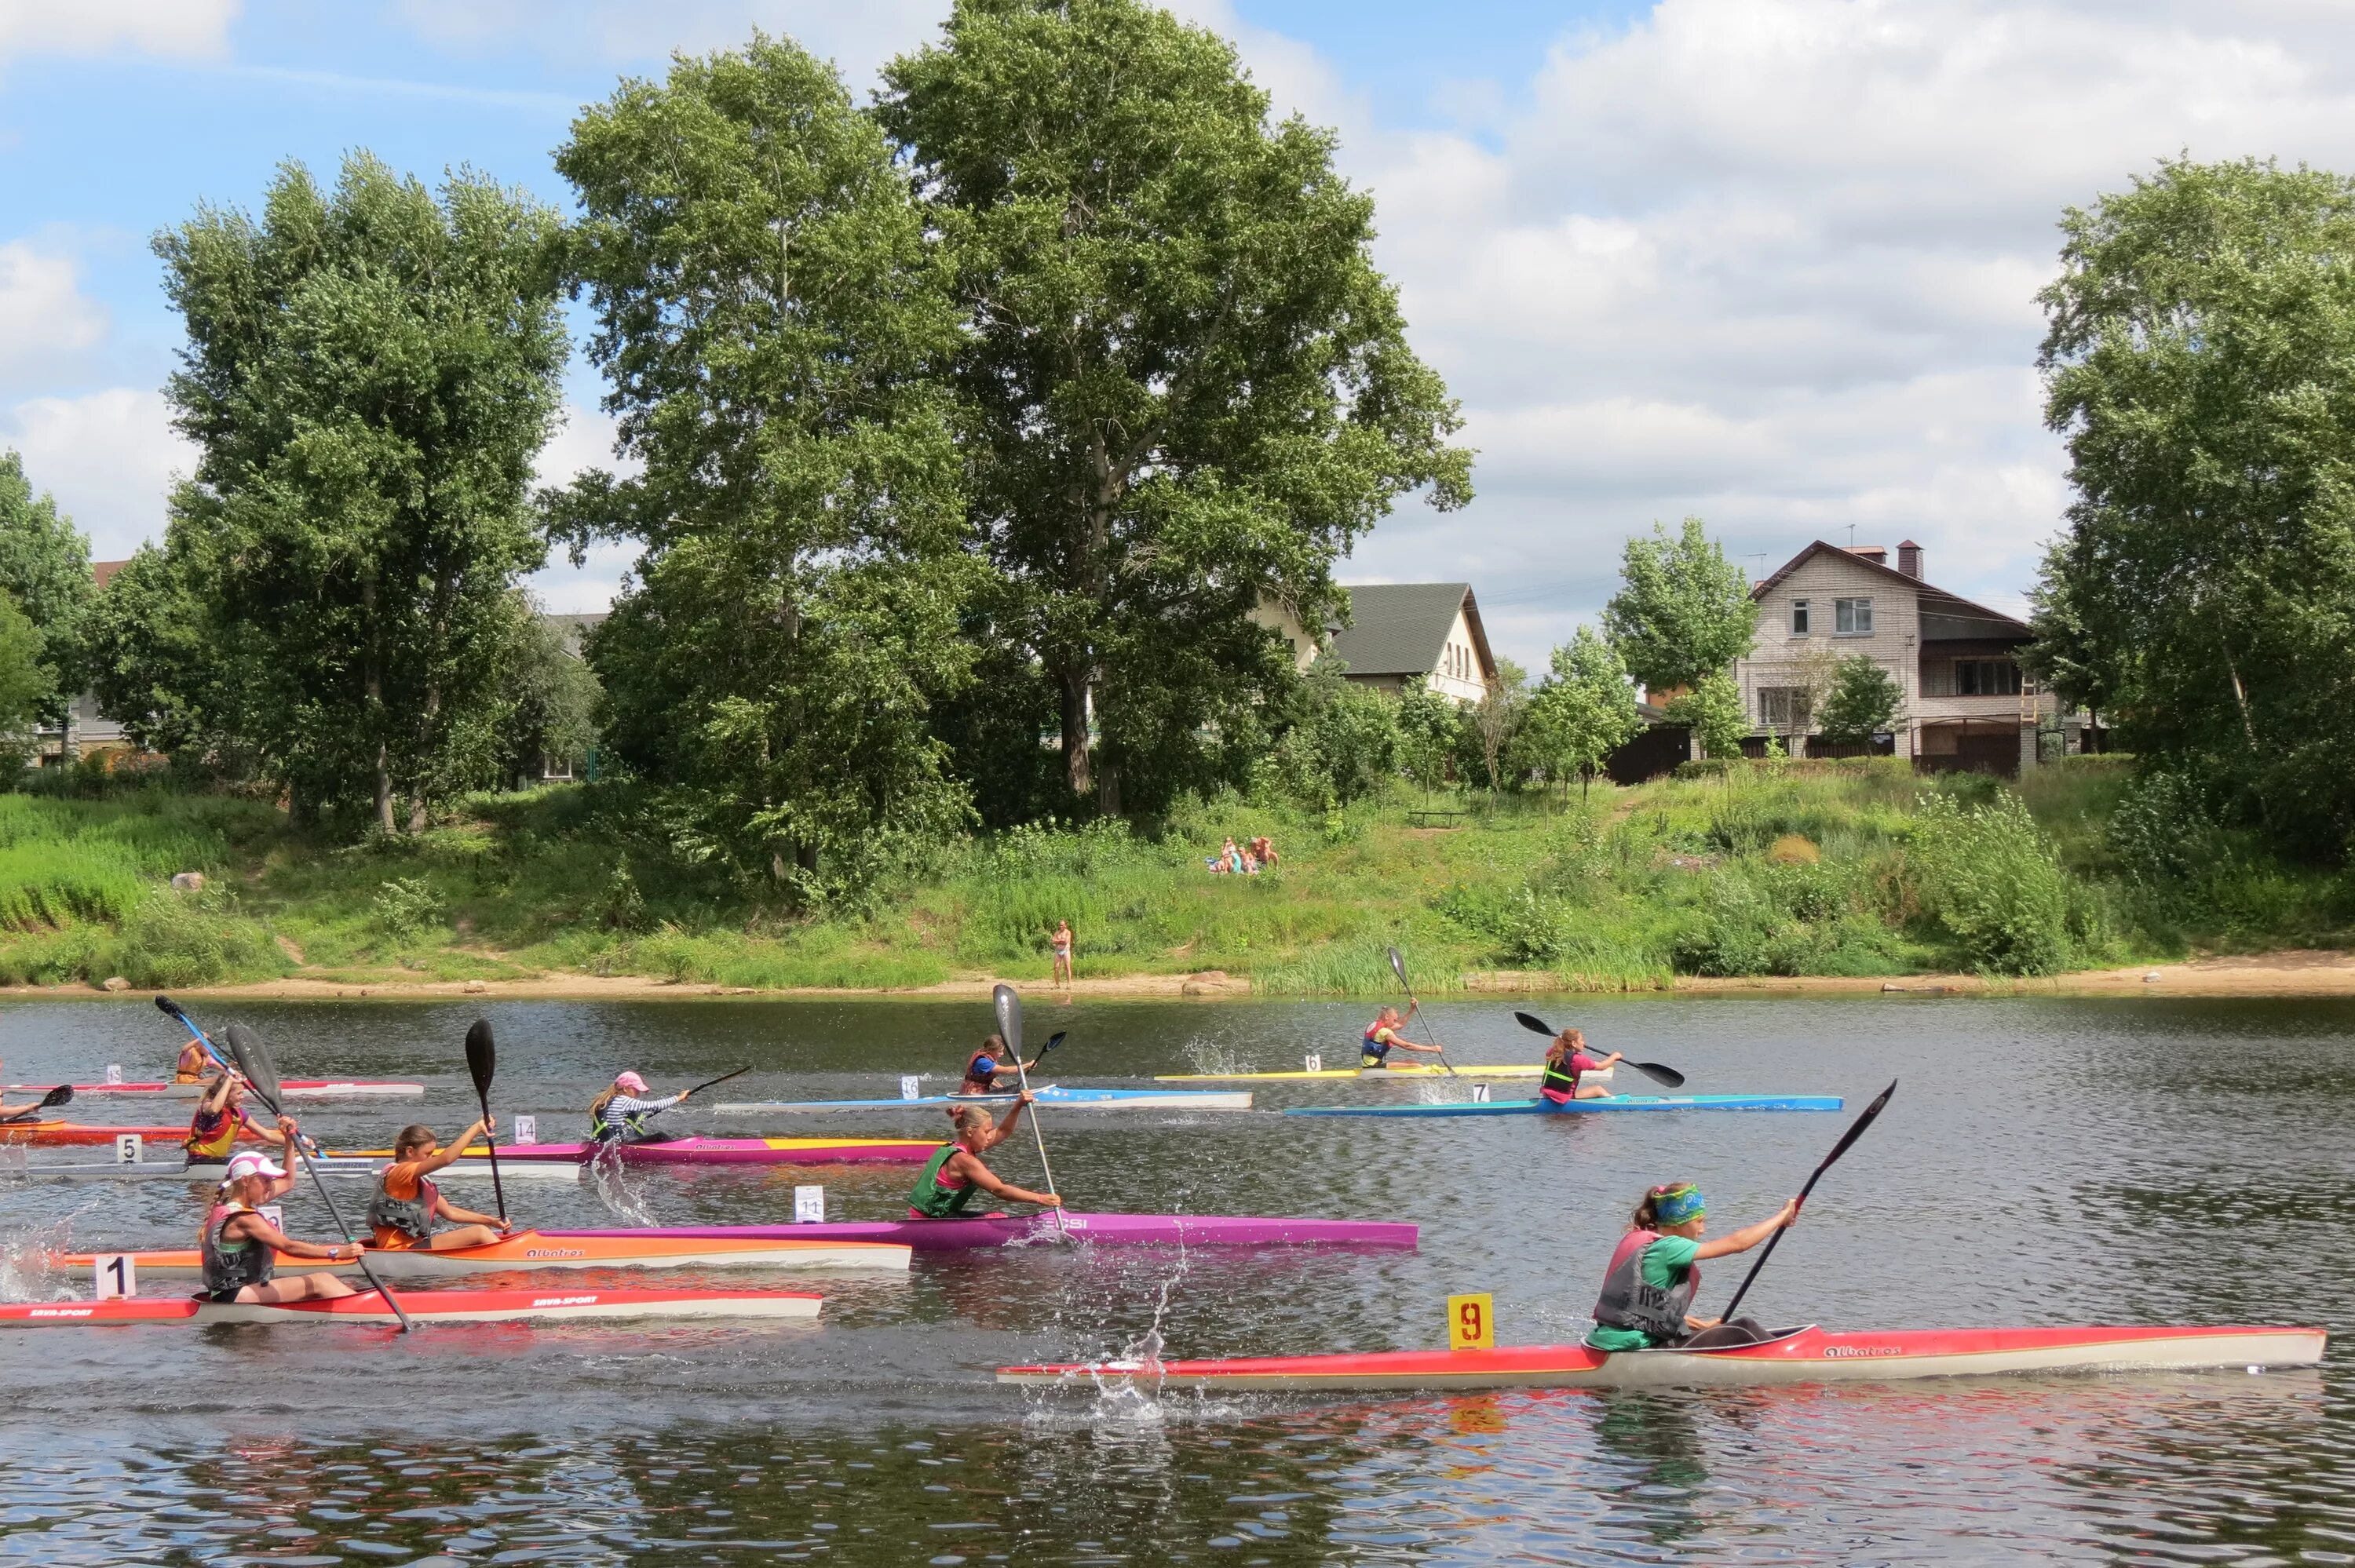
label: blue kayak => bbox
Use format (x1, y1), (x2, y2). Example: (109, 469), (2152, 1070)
(714, 1085), (1253, 1114)
(1284, 1093), (1843, 1118)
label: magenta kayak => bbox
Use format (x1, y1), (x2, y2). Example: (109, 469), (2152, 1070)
(543, 1212), (1418, 1250)
(378, 1136), (939, 1166)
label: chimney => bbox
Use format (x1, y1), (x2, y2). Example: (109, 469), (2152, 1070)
(1898, 539), (1922, 578)
(1849, 545), (1886, 564)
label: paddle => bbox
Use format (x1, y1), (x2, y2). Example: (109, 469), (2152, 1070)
(993, 984), (1067, 1236)
(1717, 1078), (1898, 1324)
(155, 994), (232, 1074)
(1513, 1012), (1686, 1090)
(1386, 946), (1457, 1077)
(223, 1023), (412, 1333)
(0, 1084), (72, 1124)
(462, 1018), (506, 1224)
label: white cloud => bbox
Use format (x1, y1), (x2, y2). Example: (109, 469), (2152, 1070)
(0, 0), (239, 64)
(0, 243), (108, 379)
(1, 388), (193, 561)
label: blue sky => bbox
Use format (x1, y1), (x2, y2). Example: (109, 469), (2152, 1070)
(5, 2), (2353, 664)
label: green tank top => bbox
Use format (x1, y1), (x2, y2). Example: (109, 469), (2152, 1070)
(909, 1143), (977, 1218)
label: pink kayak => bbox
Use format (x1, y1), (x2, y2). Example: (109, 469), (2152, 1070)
(999, 1323), (2327, 1391)
(546, 1212), (1418, 1250)
(352, 1136), (940, 1167)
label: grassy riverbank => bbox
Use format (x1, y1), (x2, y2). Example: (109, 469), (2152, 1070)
(0, 757), (2345, 994)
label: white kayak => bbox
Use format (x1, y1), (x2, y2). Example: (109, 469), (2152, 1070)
(6, 1079), (425, 1099)
(4, 1157), (579, 1183)
(60, 1228), (909, 1277)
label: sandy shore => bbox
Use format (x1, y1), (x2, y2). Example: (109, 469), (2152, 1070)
(10, 952), (2355, 1002)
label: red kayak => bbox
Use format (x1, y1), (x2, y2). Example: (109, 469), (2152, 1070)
(0, 1285), (823, 1328)
(999, 1323), (2328, 1391)
(0, 1121), (226, 1147)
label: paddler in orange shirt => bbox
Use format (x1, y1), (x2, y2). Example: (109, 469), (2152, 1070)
(200, 1150), (362, 1304)
(367, 1119), (514, 1253)
(173, 1034), (221, 1085)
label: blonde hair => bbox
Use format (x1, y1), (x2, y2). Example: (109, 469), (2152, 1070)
(949, 1104), (994, 1140)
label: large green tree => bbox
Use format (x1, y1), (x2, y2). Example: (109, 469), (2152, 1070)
(555, 36), (977, 895)
(147, 152), (567, 829)
(878, 0), (1472, 817)
(1523, 627), (1641, 797)
(1602, 518), (1758, 697)
(0, 450), (93, 724)
(2035, 158), (2355, 849)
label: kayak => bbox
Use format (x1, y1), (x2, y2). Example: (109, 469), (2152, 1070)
(0, 1121), (225, 1147)
(5, 1079), (423, 1099)
(714, 1086), (1253, 1114)
(546, 1212), (1418, 1251)
(0, 1285), (823, 1329)
(1283, 1093), (1842, 1118)
(60, 1229), (910, 1277)
(10, 1157), (579, 1183)
(1157, 1064), (1557, 1082)
(998, 1323), (2328, 1391)
(361, 1136), (943, 1167)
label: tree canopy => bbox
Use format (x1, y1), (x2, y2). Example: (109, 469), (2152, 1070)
(1816, 655), (1903, 746)
(1523, 627), (1641, 796)
(0, 450), (92, 724)
(1602, 517), (1757, 697)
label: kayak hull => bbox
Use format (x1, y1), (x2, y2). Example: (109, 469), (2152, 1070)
(715, 1086), (1254, 1114)
(998, 1324), (2327, 1390)
(0, 1122), (214, 1147)
(545, 1212), (1418, 1251)
(1284, 1093), (1842, 1118)
(12, 1157), (579, 1183)
(1158, 1065), (1556, 1082)
(425, 1136), (940, 1166)
(60, 1229), (909, 1277)
(0, 1285), (823, 1328)
(7, 1081), (423, 1099)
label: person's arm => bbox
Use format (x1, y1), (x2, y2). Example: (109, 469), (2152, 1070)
(199, 1074), (239, 1114)
(433, 1191), (509, 1230)
(415, 1118), (490, 1176)
(1386, 1035), (1444, 1056)
(1599, 1052), (1624, 1069)
(980, 1096), (1029, 1151)
(945, 1150), (1060, 1208)
(1692, 1200), (1800, 1262)
(228, 1212), (356, 1262)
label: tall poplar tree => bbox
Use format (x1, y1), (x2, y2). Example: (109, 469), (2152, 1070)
(879, 0), (1473, 816)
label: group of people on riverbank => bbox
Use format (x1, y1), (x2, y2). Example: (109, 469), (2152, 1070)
(1204, 835), (1278, 875)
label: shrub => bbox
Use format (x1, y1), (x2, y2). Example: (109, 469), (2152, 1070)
(110, 889), (281, 987)
(372, 877), (447, 943)
(2107, 770), (2222, 885)
(1906, 790), (2072, 974)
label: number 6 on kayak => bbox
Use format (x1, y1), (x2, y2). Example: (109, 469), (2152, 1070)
(1448, 1293), (1495, 1351)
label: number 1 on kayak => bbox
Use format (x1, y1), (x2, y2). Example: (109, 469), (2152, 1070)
(1448, 1293), (1494, 1351)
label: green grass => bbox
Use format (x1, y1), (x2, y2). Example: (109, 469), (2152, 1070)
(0, 757), (2347, 992)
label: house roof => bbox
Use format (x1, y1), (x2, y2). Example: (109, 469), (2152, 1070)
(92, 560), (130, 590)
(1323, 582), (1495, 681)
(1749, 542), (2028, 634)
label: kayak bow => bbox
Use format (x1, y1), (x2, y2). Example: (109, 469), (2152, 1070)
(714, 1086), (1252, 1114)
(60, 1229), (910, 1277)
(392, 1136), (942, 1166)
(5, 1079), (423, 1099)
(546, 1212), (1417, 1251)
(999, 1323), (2327, 1390)
(1283, 1093), (1842, 1118)
(1156, 1064), (1561, 1083)
(0, 1285), (823, 1329)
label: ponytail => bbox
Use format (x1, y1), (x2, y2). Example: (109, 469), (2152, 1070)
(1630, 1190), (1663, 1231)
(590, 1086), (619, 1119)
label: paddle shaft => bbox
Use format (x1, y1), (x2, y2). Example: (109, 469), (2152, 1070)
(159, 1000), (234, 1075)
(1717, 1081), (1897, 1323)
(473, 1084), (508, 1223)
(1010, 1052), (1068, 1235)
(246, 1081), (413, 1331)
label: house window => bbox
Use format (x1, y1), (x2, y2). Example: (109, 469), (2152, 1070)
(1834, 597), (1873, 635)
(1756, 687), (1813, 731)
(1791, 599), (1809, 634)
(1954, 659), (2021, 696)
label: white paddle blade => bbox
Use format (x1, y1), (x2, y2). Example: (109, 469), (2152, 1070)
(992, 983), (1024, 1058)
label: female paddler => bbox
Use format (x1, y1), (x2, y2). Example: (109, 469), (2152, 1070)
(953, 1034), (1041, 1096)
(1539, 1026), (1623, 1103)
(368, 1118), (514, 1252)
(173, 1034), (221, 1085)
(1587, 1182), (1799, 1351)
(587, 1072), (692, 1143)
(184, 1073), (300, 1168)
(1359, 1005), (1442, 1070)
(907, 1092), (1062, 1218)
(199, 1150), (362, 1304)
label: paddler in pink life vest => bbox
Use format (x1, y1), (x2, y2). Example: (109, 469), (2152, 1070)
(954, 1034), (1041, 1096)
(368, 1120), (513, 1252)
(1539, 1027), (1623, 1103)
(1587, 1182), (1799, 1352)
(908, 1095), (1063, 1218)
(1359, 1006), (1441, 1070)
(199, 1150), (363, 1304)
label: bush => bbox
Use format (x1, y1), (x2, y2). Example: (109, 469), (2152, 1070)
(1906, 790), (2072, 974)
(2107, 770), (2221, 884)
(372, 877), (447, 943)
(109, 888), (281, 987)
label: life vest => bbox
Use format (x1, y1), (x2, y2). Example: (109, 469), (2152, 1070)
(908, 1143), (978, 1219)
(184, 1103), (243, 1161)
(367, 1165), (441, 1243)
(1360, 1023), (1393, 1067)
(1590, 1230), (1698, 1347)
(1540, 1052), (1588, 1102)
(199, 1202), (273, 1297)
(174, 1044), (214, 1085)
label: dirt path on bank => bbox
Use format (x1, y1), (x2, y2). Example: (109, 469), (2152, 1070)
(11, 951), (2355, 1003)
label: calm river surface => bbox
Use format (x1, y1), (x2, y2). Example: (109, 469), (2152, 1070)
(0, 993), (2345, 1565)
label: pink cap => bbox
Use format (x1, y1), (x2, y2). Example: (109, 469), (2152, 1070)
(223, 1150), (286, 1183)
(614, 1071), (648, 1094)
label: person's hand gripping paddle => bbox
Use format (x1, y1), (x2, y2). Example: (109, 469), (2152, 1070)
(462, 1018), (506, 1225)
(1717, 1079), (1897, 1325)
(1386, 946), (1457, 1077)
(0, 1084), (72, 1125)
(992, 984), (1067, 1237)
(1512, 1012), (1686, 1089)
(223, 1023), (413, 1333)
(155, 994), (232, 1074)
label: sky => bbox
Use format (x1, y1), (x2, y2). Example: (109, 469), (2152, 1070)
(5, 1), (2355, 666)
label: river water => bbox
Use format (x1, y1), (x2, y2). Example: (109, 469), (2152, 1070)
(0, 993), (2345, 1565)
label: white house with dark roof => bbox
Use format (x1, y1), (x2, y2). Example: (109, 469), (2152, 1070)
(1319, 582), (1497, 705)
(1737, 541), (2065, 775)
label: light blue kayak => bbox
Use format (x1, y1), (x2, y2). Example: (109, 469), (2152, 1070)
(1284, 1093), (1843, 1118)
(714, 1085), (1253, 1114)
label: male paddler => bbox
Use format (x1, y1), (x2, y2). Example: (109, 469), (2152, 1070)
(368, 1119), (514, 1253)
(907, 1093), (1062, 1218)
(199, 1149), (362, 1304)
(184, 1073), (299, 1167)
(1539, 1026), (1623, 1103)
(954, 1034), (1041, 1096)
(1587, 1181), (1798, 1352)
(1359, 1005), (1443, 1070)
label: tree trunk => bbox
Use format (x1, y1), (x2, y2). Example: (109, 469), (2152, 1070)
(363, 574), (396, 836)
(1059, 670), (1093, 800)
(374, 743), (396, 836)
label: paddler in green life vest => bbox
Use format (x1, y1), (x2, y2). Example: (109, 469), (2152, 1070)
(1587, 1182), (1799, 1352)
(1359, 1006), (1443, 1070)
(907, 1095), (1063, 1219)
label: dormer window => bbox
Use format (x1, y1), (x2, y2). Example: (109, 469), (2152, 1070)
(1791, 600), (1809, 634)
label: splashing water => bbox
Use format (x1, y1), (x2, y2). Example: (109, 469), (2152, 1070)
(586, 1143), (657, 1227)
(0, 1195), (111, 1301)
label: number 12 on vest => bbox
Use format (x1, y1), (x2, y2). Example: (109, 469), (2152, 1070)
(1447, 1293), (1495, 1351)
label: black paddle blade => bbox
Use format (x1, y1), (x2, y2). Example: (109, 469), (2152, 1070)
(222, 1023), (283, 1110)
(992, 983), (1024, 1058)
(1040, 1030), (1068, 1055)
(1632, 1061), (1687, 1089)
(154, 994), (184, 1021)
(464, 1019), (495, 1102)
(1513, 1011), (1555, 1036)
(1387, 946), (1410, 989)
(1800, 1079), (1898, 1200)
(41, 1084), (70, 1109)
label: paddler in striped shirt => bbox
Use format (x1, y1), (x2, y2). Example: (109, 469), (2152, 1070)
(199, 1150), (362, 1304)
(587, 1072), (692, 1143)
(368, 1119), (514, 1253)
(908, 1095), (1063, 1218)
